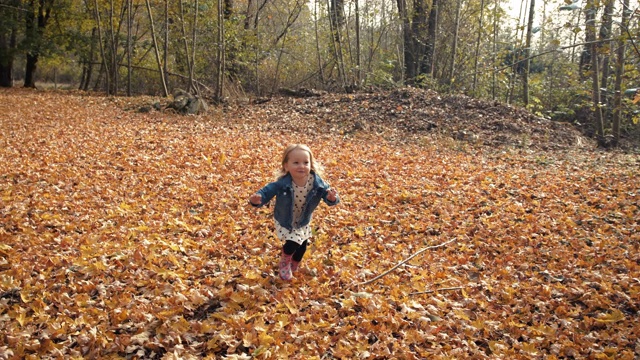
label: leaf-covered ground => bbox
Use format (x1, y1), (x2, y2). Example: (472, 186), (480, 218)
(1, 88), (639, 359)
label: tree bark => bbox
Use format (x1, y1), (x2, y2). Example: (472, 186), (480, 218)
(127, 0), (132, 96)
(472, 0), (485, 93)
(448, 0), (462, 86)
(328, 0), (346, 89)
(522, 0), (535, 106)
(491, 0), (499, 99)
(164, 0), (169, 91)
(579, 3), (597, 79)
(0, 1), (18, 87)
(216, 0), (225, 102)
(396, 0), (414, 80)
(612, 0), (630, 146)
(23, 0), (53, 88)
(179, 0), (195, 93)
(144, 0), (168, 96)
(424, 0), (438, 77)
(93, 0), (110, 93)
(585, 0), (604, 143)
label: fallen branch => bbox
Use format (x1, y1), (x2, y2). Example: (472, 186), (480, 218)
(355, 238), (457, 287)
(409, 286), (463, 296)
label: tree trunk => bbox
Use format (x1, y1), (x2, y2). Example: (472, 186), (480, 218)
(191, 0), (199, 95)
(179, 0), (195, 93)
(0, 0), (19, 87)
(491, 0), (499, 99)
(109, 0), (118, 94)
(144, 0), (169, 96)
(314, 0), (326, 87)
(598, 0), (613, 90)
(579, 1), (597, 79)
(355, 0), (361, 85)
(81, 27), (97, 91)
(396, 0), (414, 80)
(24, 0), (53, 88)
(127, 0), (132, 96)
(164, 0), (169, 91)
(0, 41), (15, 88)
(585, 0), (604, 143)
(522, 0), (535, 107)
(24, 54), (38, 88)
(598, 0), (614, 126)
(612, 0), (630, 146)
(424, 0), (438, 77)
(328, 0), (346, 89)
(216, 0), (225, 102)
(411, 0), (428, 80)
(448, 0), (462, 86)
(472, 0), (485, 94)
(93, 0), (110, 93)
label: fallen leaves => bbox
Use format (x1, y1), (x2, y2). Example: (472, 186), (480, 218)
(0, 88), (639, 359)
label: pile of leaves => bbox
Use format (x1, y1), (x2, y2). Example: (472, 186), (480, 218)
(225, 87), (591, 151)
(1, 88), (638, 359)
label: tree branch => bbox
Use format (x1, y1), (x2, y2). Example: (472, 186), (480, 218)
(492, 38), (616, 73)
(409, 286), (463, 295)
(355, 238), (457, 287)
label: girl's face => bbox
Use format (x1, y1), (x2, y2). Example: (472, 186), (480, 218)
(284, 148), (311, 182)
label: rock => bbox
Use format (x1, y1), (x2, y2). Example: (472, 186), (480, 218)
(167, 89), (208, 115)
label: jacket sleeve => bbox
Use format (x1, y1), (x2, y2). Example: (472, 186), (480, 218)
(251, 181), (281, 207)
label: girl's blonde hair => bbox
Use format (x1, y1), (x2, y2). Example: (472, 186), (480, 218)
(276, 144), (324, 179)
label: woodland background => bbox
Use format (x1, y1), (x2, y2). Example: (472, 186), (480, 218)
(1, 0), (640, 357)
(1, 86), (639, 358)
(0, 0), (639, 147)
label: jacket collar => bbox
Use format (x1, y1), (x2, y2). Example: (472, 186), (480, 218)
(279, 172), (319, 187)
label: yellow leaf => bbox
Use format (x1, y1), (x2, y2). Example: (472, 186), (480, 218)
(471, 319), (485, 329)
(258, 331), (275, 346)
(243, 330), (258, 347)
(596, 309), (625, 323)
(16, 311), (27, 326)
(454, 309), (470, 321)
(230, 291), (249, 304)
(522, 342), (538, 355)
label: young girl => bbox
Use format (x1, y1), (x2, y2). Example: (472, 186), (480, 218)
(249, 144), (340, 281)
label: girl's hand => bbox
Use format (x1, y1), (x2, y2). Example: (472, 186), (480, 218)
(249, 193), (262, 205)
(326, 188), (338, 202)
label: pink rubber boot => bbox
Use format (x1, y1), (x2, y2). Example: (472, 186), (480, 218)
(279, 251), (293, 281)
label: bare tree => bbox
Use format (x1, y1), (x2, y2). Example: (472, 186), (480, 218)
(472, 0), (485, 94)
(522, 0), (534, 106)
(448, 0), (462, 86)
(216, 0), (225, 102)
(24, 0), (54, 88)
(612, 0), (631, 146)
(585, 0), (604, 143)
(0, 0), (19, 87)
(126, 0), (132, 96)
(424, 0), (438, 77)
(144, 0), (169, 96)
(93, 0), (110, 93)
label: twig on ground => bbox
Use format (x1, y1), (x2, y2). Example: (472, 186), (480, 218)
(409, 286), (463, 295)
(354, 238), (457, 287)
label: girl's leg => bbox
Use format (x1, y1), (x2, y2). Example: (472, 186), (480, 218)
(291, 240), (308, 272)
(279, 241), (299, 280)
(283, 240), (300, 256)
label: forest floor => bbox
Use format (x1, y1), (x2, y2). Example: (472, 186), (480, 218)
(1, 87), (639, 359)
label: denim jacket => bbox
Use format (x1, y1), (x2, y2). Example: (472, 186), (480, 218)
(252, 172), (340, 231)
